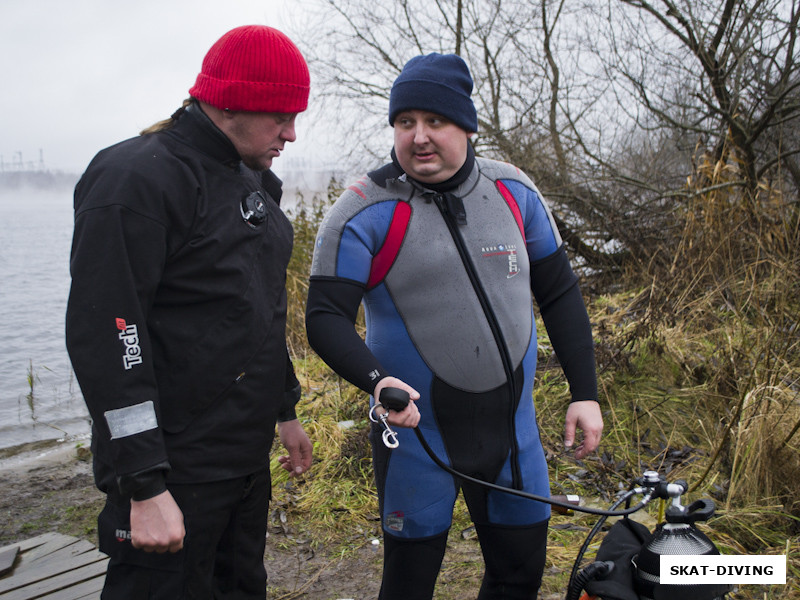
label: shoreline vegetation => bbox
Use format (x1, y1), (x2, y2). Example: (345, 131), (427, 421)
(3, 171), (798, 598)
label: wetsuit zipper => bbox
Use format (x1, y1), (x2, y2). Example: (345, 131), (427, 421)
(431, 193), (523, 490)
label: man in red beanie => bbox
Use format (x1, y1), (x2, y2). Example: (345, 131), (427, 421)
(66, 25), (313, 599)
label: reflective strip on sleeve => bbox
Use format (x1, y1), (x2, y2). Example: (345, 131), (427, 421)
(104, 401), (158, 439)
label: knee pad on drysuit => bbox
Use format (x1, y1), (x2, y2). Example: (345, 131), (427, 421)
(379, 530), (449, 600)
(475, 519), (549, 600)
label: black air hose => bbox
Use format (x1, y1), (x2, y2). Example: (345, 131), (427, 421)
(565, 561), (615, 600)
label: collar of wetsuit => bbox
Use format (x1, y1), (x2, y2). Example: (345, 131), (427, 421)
(388, 142), (475, 193)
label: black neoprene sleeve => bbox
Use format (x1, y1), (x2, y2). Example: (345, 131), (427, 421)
(530, 246), (598, 403)
(305, 278), (389, 394)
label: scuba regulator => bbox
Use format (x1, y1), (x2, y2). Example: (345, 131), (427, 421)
(569, 471), (733, 600)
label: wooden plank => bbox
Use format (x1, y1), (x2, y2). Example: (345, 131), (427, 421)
(22, 536), (84, 564)
(31, 541), (97, 569)
(1, 560), (106, 600)
(0, 534), (63, 557)
(0, 534), (108, 600)
(7, 537), (92, 580)
(37, 573), (104, 600)
(0, 549), (107, 595)
(0, 547), (19, 577)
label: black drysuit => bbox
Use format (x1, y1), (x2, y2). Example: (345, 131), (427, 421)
(66, 103), (298, 598)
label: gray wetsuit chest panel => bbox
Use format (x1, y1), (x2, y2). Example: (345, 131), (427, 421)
(385, 176), (532, 393)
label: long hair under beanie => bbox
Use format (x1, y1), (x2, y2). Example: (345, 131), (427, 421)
(388, 53), (478, 133)
(189, 25), (310, 113)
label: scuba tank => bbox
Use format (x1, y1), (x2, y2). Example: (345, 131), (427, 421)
(631, 495), (732, 600)
(568, 471), (733, 600)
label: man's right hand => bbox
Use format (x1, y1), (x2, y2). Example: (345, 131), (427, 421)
(130, 490), (185, 553)
(374, 376), (421, 428)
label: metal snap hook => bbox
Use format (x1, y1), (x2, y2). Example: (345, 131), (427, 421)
(369, 403), (400, 449)
(382, 427), (399, 449)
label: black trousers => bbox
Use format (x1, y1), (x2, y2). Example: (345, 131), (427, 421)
(98, 470), (270, 600)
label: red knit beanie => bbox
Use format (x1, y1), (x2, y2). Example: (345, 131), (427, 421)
(189, 25), (310, 113)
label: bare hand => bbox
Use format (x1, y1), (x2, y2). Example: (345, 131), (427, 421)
(130, 490), (185, 553)
(374, 377), (421, 428)
(277, 419), (313, 476)
(564, 400), (603, 460)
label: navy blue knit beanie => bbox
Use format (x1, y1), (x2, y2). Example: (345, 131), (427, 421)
(388, 53), (478, 132)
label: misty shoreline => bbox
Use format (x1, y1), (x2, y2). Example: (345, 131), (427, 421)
(0, 170), (79, 192)
(0, 433), (90, 473)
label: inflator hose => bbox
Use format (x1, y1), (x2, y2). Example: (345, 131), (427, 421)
(378, 387), (652, 518)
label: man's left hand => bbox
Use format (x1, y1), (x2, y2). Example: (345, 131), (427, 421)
(564, 400), (603, 460)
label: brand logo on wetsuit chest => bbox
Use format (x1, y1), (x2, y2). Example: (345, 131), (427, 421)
(116, 318), (143, 370)
(481, 244), (520, 278)
(115, 528), (132, 542)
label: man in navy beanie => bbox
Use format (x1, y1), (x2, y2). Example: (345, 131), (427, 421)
(67, 25), (313, 599)
(306, 53), (603, 598)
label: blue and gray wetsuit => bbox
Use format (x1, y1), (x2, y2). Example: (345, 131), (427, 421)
(306, 148), (597, 540)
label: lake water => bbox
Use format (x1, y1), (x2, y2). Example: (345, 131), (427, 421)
(0, 176), (322, 454)
(0, 185), (91, 452)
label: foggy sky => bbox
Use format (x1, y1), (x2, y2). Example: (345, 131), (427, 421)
(0, 0), (322, 176)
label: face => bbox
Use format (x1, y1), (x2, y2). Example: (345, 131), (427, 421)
(220, 111), (298, 171)
(393, 110), (471, 184)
